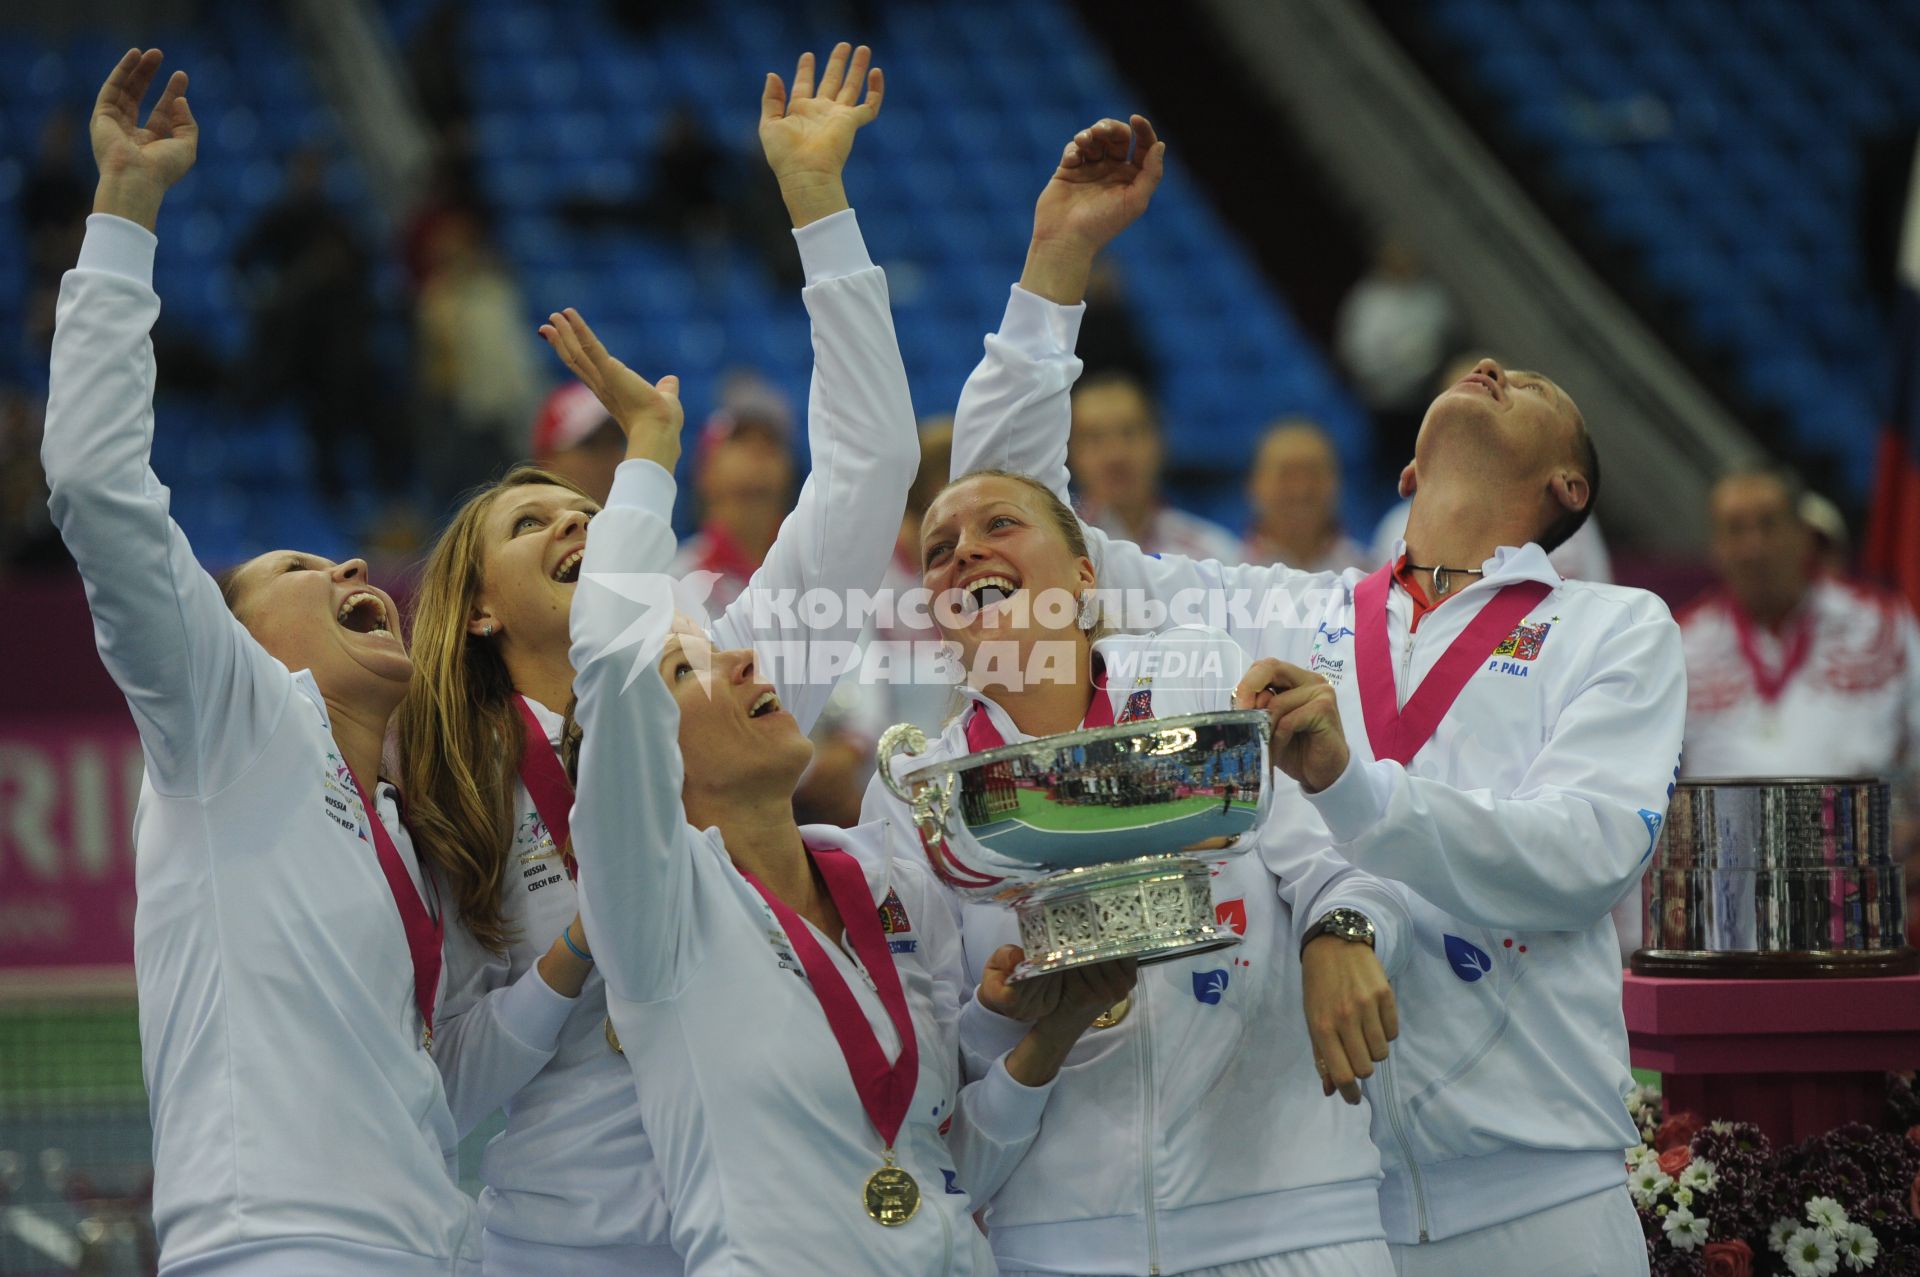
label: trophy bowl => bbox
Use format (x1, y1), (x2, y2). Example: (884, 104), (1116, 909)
(878, 709), (1271, 981)
(1632, 776), (1918, 978)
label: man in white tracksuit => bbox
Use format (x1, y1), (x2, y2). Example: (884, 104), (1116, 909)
(951, 201), (1682, 1274)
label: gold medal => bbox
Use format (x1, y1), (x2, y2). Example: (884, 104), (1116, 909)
(863, 1151), (920, 1226)
(604, 1016), (624, 1055)
(1092, 996), (1132, 1029)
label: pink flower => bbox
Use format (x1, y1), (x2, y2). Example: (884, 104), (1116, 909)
(1657, 1146), (1692, 1177)
(1702, 1239), (1752, 1277)
(1654, 1112), (1705, 1153)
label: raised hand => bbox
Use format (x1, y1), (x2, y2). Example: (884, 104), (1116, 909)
(1020, 115), (1165, 304)
(90, 49), (199, 231)
(1233, 658), (1351, 794)
(540, 308), (685, 472)
(759, 42), (884, 228)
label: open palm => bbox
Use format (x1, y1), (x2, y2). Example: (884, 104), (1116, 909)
(92, 49), (197, 191)
(540, 308), (684, 471)
(759, 42), (884, 186)
(1033, 115), (1165, 256)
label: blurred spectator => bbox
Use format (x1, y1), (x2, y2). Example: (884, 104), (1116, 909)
(1369, 352), (1614, 581)
(0, 391), (64, 573)
(1679, 467), (1920, 780)
(1243, 418), (1369, 573)
(878, 418), (956, 735)
(234, 148), (389, 502)
(1076, 262), (1158, 393)
(22, 111), (91, 355)
(668, 372), (797, 608)
(1068, 372), (1243, 562)
(530, 383), (623, 506)
(1334, 236), (1458, 483)
(415, 209), (544, 514)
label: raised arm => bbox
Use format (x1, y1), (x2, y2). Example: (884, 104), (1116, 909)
(43, 50), (289, 797)
(1247, 602), (1688, 931)
(708, 43), (913, 734)
(430, 917), (579, 1137)
(546, 318), (701, 1003)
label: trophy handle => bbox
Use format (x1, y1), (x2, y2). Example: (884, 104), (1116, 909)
(876, 722), (930, 805)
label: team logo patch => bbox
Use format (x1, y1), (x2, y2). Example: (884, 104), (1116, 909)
(320, 751), (368, 841)
(877, 888), (911, 935)
(1443, 934), (1493, 982)
(1215, 898), (1247, 936)
(1638, 809), (1665, 864)
(1191, 969), (1230, 1004)
(1492, 620), (1553, 661)
(1118, 688), (1155, 723)
(1317, 622), (1354, 645)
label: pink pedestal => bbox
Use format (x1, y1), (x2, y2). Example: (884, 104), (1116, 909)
(1623, 972), (1920, 1144)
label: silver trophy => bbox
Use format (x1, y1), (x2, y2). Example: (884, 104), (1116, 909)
(878, 710), (1272, 980)
(1633, 776), (1917, 978)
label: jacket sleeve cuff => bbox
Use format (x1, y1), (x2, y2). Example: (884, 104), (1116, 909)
(76, 213), (158, 285)
(607, 458), (678, 516)
(997, 284), (1086, 357)
(491, 963), (577, 1052)
(1305, 753), (1394, 844)
(967, 1054), (1056, 1141)
(791, 208), (873, 287)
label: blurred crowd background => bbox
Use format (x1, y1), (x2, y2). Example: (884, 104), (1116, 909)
(2, 0), (1920, 1269)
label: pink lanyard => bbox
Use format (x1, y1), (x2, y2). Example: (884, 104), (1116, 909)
(514, 696), (576, 879)
(345, 768), (444, 1047)
(962, 664), (1113, 752)
(742, 847), (919, 1150)
(1728, 600), (1815, 704)
(1353, 566), (1552, 766)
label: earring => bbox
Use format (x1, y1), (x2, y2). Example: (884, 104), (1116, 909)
(483, 623), (495, 637)
(1076, 593), (1098, 632)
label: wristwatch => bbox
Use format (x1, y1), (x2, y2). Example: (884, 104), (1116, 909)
(1300, 907), (1376, 954)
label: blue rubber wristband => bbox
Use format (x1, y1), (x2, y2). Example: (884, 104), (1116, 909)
(562, 924), (594, 963)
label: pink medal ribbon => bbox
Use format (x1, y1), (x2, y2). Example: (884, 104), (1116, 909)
(1353, 566), (1552, 766)
(963, 663), (1113, 753)
(345, 767), (445, 1047)
(1728, 600), (1815, 705)
(515, 695), (576, 879)
(743, 846), (920, 1152)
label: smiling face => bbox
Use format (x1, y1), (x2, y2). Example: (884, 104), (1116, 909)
(223, 550), (410, 699)
(658, 630), (814, 817)
(468, 482), (601, 659)
(1069, 378), (1162, 516)
(1409, 357), (1592, 543)
(919, 473), (1096, 671)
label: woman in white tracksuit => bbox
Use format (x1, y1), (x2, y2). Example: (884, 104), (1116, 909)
(858, 117), (1403, 1277)
(44, 52), (477, 1274)
(562, 353), (1132, 1274)
(398, 45), (921, 1276)
(950, 127), (1677, 1277)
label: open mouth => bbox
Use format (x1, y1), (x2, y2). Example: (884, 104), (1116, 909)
(552, 547), (583, 584)
(336, 591), (391, 637)
(962, 573), (1021, 612)
(1460, 372), (1500, 400)
(748, 690), (782, 719)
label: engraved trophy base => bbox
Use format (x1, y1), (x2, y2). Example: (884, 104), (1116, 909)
(1010, 854), (1239, 981)
(1630, 947), (1920, 980)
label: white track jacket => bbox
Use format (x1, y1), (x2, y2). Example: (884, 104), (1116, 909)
(567, 460), (1053, 1277)
(859, 626), (1405, 1276)
(44, 216), (479, 1273)
(431, 208), (917, 1275)
(952, 284), (1687, 1245)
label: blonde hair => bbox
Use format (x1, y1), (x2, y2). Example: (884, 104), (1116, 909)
(398, 465), (591, 954)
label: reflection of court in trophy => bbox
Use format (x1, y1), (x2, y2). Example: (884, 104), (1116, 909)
(1633, 777), (1917, 978)
(879, 710), (1271, 980)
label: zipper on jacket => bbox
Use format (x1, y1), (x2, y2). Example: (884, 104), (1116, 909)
(1137, 977), (1160, 1275)
(1376, 1056), (1431, 1243)
(938, 1186), (954, 1277)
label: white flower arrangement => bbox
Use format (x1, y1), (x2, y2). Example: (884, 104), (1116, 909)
(1768, 1201), (1878, 1277)
(1837, 1220), (1879, 1272)
(1783, 1225), (1840, 1277)
(1805, 1196), (1849, 1231)
(1662, 1205), (1710, 1251)
(1678, 1157), (1717, 1193)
